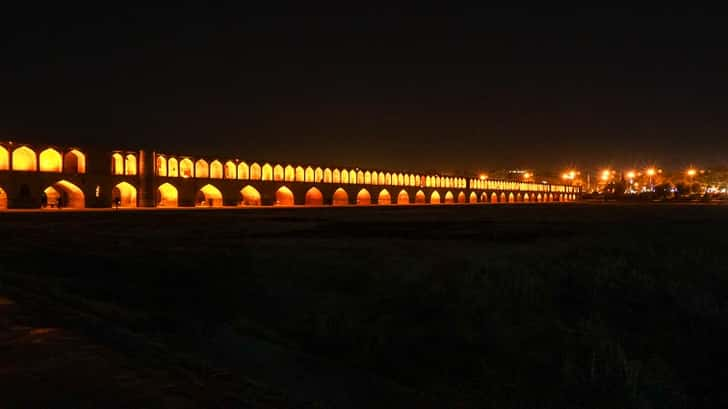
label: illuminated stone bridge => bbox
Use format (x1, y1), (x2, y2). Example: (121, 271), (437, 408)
(0, 142), (579, 209)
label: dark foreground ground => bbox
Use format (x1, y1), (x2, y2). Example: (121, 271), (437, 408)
(1, 203), (728, 408)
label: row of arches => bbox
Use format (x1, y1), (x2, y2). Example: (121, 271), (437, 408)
(152, 183), (577, 208)
(155, 156), (473, 189)
(0, 146), (86, 173)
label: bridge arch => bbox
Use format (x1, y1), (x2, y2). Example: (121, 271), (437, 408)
(240, 185), (261, 206)
(0, 187), (6, 209)
(491, 192), (498, 203)
(44, 180), (85, 208)
(196, 184), (223, 207)
(377, 188), (391, 205)
(397, 189), (410, 204)
(305, 187), (324, 206)
(157, 183), (178, 207)
(333, 188), (349, 205)
(39, 148), (62, 172)
(444, 191), (455, 204)
(415, 190), (426, 204)
(508, 193), (515, 203)
(458, 191), (466, 204)
(13, 146), (37, 171)
(469, 192), (477, 203)
(275, 186), (294, 205)
(430, 190), (441, 204)
(112, 182), (137, 208)
(357, 188), (371, 205)
(523, 193), (530, 202)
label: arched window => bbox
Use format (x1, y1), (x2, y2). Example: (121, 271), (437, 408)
(385, 173), (392, 185)
(323, 168), (332, 183)
(304, 166), (314, 182)
(168, 158), (179, 177)
(295, 166), (305, 182)
(349, 170), (356, 184)
(356, 170), (364, 184)
(125, 154), (137, 175)
(284, 165), (294, 181)
(272, 164), (283, 181)
(332, 169), (340, 183)
(12, 146), (37, 171)
(224, 161), (236, 179)
(195, 159), (209, 178)
(209, 160), (223, 179)
(238, 162), (249, 179)
(39, 148), (62, 172)
(180, 158), (193, 178)
(0, 146), (8, 170)
(315, 167), (323, 182)
(156, 156), (167, 176)
(364, 171), (371, 184)
(341, 169), (349, 184)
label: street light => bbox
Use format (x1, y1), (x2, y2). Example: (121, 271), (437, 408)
(646, 168), (656, 191)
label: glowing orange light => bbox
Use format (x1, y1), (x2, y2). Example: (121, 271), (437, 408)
(687, 169), (697, 177)
(479, 174), (487, 180)
(646, 168), (656, 177)
(626, 171), (636, 179)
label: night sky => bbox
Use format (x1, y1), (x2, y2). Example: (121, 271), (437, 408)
(2, 6), (726, 174)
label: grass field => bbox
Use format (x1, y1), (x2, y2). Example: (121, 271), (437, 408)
(1, 203), (727, 408)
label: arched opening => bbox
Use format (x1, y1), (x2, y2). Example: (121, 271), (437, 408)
(156, 156), (167, 176)
(377, 189), (391, 205)
(397, 190), (410, 204)
(379, 172), (387, 185)
(262, 163), (273, 181)
(273, 165), (284, 181)
(238, 162), (250, 179)
(283, 165), (294, 181)
(315, 167), (323, 182)
(209, 160), (223, 179)
(240, 185), (261, 206)
(341, 169), (349, 184)
(415, 190), (426, 204)
(458, 192), (466, 204)
(305, 167), (314, 182)
(275, 186), (294, 205)
(0, 146), (8, 170)
(323, 168), (332, 183)
(0, 187), (6, 209)
(398, 173), (404, 186)
(537, 193), (543, 202)
(333, 188), (349, 205)
(157, 183), (178, 207)
(168, 158), (179, 177)
(305, 187), (324, 206)
(332, 169), (341, 184)
(508, 193), (515, 203)
(196, 184), (223, 207)
(125, 154), (137, 175)
(469, 192), (478, 203)
(549, 193), (554, 202)
(180, 158), (194, 178)
(491, 193), (498, 203)
(250, 163), (262, 180)
(499, 192), (506, 202)
(431, 191), (441, 204)
(386, 173), (392, 185)
(356, 188), (371, 205)
(39, 148), (62, 172)
(523, 193), (530, 202)
(224, 161), (236, 179)
(13, 146), (37, 171)
(112, 182), (137, 208)
(296, 166), (305, 182)
(444, 191), (455, 204)
(349, 170), (356, 184)
(43, 180), (85, 208)
(364, 171), (371, 184)
(517, 193), (523, 202)
(195, 159), (209, 178)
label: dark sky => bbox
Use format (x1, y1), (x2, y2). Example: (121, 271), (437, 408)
(2, 6), (727, 174)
